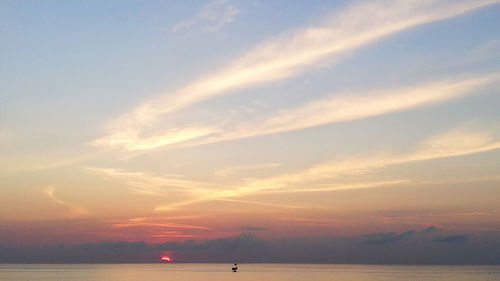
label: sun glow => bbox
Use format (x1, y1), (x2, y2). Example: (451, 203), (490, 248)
(161, 256), (172, 262)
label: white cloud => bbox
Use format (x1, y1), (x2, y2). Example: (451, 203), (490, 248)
(93, 126), (217, 151)
(117, 72), (500, 150)
(214, 162), (282, 177)
(88, 167), (216, 196)
(171, 0), (240, 33)
(240, 128), (500, 194)
(95, 0), (499, 151)
(87, 127), (500, 211)
(214, 198), (310, 209)
(254, 74), (499, 137)
(154, 127), (500, 210)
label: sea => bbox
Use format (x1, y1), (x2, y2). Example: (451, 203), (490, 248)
(1, 263), (499, 281)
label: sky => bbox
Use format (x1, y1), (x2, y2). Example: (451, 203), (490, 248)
(1, 0), (500, 263)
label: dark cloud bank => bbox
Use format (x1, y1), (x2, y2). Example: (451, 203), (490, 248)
(1, 227), (500, 264)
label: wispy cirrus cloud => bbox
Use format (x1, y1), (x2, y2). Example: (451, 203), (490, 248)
(114, 126), (217, 151)
(250, 74), (500, 138)
(44, 187), (90, 218)
(105, 216), (213, 241)
(214, 198), (310, 210)
(168, 72), (500, 148)
(94, 0), (499, 151)
(88, 127), (500, 211)
(214, 162), (282, 177)
(274, 217), (347, 226)
(87, 167), (216, 196)
(171, 0), (240, 33)
(155, 127), (500, 210)
(238, 128), (500, 193)
(111, 217), (212, 230)
(154, 180), (409, 211)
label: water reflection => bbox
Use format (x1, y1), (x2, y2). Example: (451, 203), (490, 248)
(0, 264), (499, 281)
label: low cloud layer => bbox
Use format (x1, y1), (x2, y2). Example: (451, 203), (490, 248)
(241, 226), (268, 232)
(363, 230), (416, 245)
(1, 228), (499, 264)
(435, 234), (471, 243)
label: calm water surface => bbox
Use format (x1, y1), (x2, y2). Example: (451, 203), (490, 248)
(1, 264), (499, 281)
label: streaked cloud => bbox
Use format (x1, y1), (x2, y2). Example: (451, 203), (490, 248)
(111, 217), (212, 230)
(214, 198), (310, 210)
(384, 212), (490, 220)
(93, 126), (217, 151)
(44, 187), (90, 218)
(261, 180), (411, 194)
(274, 217), (347, 226)
(171, 0), (240, 33)
(214, 162), (282, 177)
(87, 168), (216, 196)
(95, 0), (498, 151)
(104, 217), (212, 241)
(412, 127), (500, 160)
(155, 127), (500, 210)
(154, 180), (408, 211)
(240, 128), (500, 193)
(254, 74), (499, 137)
(87, 127), (500, 211)
(429, 212), (490, 217)
(176, 72), (500, 148)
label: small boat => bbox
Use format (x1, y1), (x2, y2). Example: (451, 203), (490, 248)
(232, 263), (238, 272)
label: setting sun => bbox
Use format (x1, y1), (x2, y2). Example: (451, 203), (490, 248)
(161, 256), (172, 262)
